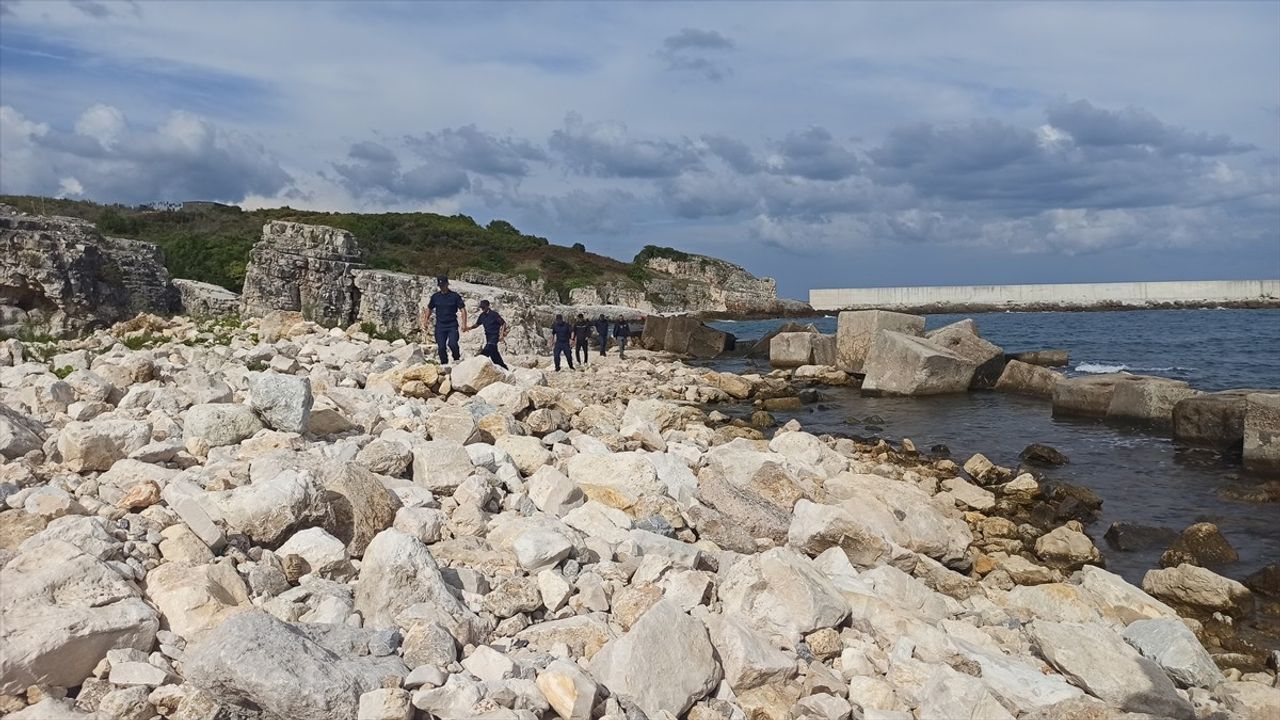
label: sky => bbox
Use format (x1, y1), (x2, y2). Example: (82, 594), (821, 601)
(1, 1), (1277, 299)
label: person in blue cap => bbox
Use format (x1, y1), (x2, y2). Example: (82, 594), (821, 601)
(594, 313), (610, 357)
(466, 299), (508, 369)
(549, 314), (574, 371)
(424, 276), (467, 365)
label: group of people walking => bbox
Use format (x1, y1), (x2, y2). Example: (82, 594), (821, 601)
(549, 312), (631, 371)
(422, 276), (632, 373)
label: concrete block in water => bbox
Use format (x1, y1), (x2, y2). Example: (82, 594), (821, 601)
(1108, 378), (1201, 427)
(1173, 390), (1263, 449)
(861, 331), (975, 396)
(1052, 374), (1146, 417)
(770, 332), (817, 368)
(995, 360), (1060, 398)
(835, 310), (924, 373)
(1011, 349), (1069, 367)
(1244, 393), (1280, 475)
(770, 332), (837, 369)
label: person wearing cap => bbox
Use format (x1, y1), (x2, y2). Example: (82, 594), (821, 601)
(424, 276), (467, 366)
(594, 314), (610, 357)
(466, 299), (508, 369)
(549, 314), (574, 371)
(572, 313), (592, 366)
(613, 316), (631, 359)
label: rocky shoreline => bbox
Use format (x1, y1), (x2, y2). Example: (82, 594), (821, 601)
(2, 311), (1278, 719)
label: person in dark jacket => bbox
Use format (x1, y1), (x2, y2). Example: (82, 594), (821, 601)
(424, 277), (467, 365)
(613, 316), (631, 359)
(549, 314), (574, 371)
(594, 314), (610, 357)
(573, 313), (592, 365)
(466, 299), (508, 369)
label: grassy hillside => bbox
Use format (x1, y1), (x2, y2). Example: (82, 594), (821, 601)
(0, 196), (654, 300)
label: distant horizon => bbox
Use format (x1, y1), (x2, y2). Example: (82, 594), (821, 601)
(1, 1), (1276, 298)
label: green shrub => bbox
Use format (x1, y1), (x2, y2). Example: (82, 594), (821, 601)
(634, 245), (692, 264)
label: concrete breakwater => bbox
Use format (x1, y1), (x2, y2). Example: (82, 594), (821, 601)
(810, 279), (1280, 313)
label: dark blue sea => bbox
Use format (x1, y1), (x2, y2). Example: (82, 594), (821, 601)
(708, 309), (1280, 585)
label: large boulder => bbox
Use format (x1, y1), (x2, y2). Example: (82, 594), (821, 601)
(320, 463), (402, 557)
(449, 356), (506, 394)
(1011, 349), (1069, 367)
(1172, 389), (1262, 449)
(248, 372), (313, 433)
(706, 615), (797, 692)
(1107, 377), (1200, 427)
(926, 321), (1005, 388)
(0, 403), (43, 459)
(184, 610), (398, 720)
(0, 540), (159, 693)
(354, 529), (478, 640)
(1027, 621), (1192, 719)
(860, 331), (975, 396)
(1121, 618), (1223, 689)
(200, 468), (321, 545)
(835, 309), (924, 373)
(566, 452), (664, 512)
(57, 419), (151, 472)
(588, 599), (719, 718)
(718, 547), (849, 642)
(823, 472), (971, 564)
(1141, 564), (1252, 616)
(410, 439), (475, 493)
(184, 403), (264, 448)
(1243, 392), (1280, 475)
(143, 561), (249, 643)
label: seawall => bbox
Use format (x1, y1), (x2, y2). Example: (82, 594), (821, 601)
(810, 279), (1280, 312)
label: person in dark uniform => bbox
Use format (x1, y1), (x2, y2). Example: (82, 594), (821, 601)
(573, 313), (592, 365)
(613, 316), (631, 359)
(467, 299), (508, 369)
(549, 314), (574, 371)
(424, 276), (467, 366)
(594, 314), (610, 357)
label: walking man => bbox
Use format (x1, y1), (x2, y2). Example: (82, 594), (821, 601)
(550, 314), (574, 371)
(573, 313), (592, 365)
(467, 299), (508, 369)
(424, 276), (467, 365)
(594, 314), (610, 357)
(613, 316), (631, 359)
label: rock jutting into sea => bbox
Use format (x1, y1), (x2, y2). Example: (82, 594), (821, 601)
(1, 308), (1278, 719)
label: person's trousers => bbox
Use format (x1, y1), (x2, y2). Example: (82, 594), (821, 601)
(617, 336), (627, 358)
(480, 341), (507, 369)
(434, 325), (460, 365)
(554, 343), (574, 371)
(575, 341), (590, 364)
(598, 335), (608, 356)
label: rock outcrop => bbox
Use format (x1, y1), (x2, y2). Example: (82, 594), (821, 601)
(636, 253), (810, 316)
(240, 221), (363, 327)
(639, 315), (736, 358)
(0, 206), (178, 336)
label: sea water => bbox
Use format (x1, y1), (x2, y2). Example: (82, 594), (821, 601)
(707, 309), (1280, 585)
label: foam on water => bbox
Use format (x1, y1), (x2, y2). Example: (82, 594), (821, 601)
(1075, 362), (1128, 374)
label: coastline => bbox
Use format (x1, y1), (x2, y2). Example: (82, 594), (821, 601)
(1, 311), (1277, 717)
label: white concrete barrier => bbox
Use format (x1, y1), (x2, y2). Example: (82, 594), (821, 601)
(810, 280), (1280, 312)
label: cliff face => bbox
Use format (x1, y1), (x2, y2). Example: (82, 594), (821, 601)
(640, 254), (809, 316)
(561, 254), (808, 316)
(0, 206), (178, 336)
